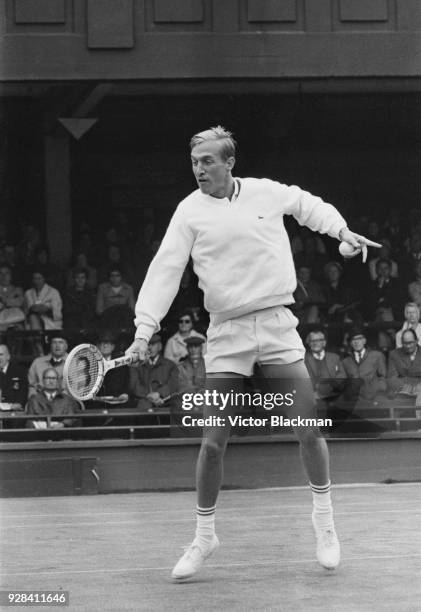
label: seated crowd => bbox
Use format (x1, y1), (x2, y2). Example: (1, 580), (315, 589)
(0, 209), (421, 430)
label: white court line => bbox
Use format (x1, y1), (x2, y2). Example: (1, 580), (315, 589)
(3, 508), (421, 529)
(223, 482), (421, 492)
(1, 482), (420, 518)
(1, 481), (420, 515)
(3, 498), (421, 520)
(1, 552), (421, 577)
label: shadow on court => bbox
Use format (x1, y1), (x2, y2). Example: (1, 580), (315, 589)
(1, 484), (421, 611)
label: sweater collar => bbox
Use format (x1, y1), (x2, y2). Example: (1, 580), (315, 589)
(200, 178), (241, 204)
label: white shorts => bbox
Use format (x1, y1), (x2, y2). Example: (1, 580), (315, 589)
(205, 305), (305, 376)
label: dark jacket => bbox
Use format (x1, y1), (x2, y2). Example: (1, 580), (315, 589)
(305, 352), (346, 399)
(26, 390), (81, 427)
(342, 349), (387, 400)
(63, 286), (96, 328)
(0, 361), (28, 407)
(129, 355), (179, 411)
(178, 357), (206, 393)
(387, 347), (421, 392)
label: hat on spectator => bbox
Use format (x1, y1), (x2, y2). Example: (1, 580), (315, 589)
(149, 333), (162, 344)
(97, 330), (116, 345)
(185, 336), (205, 347)
(348, 326), (366, 340)
(49, 331), (68, 344)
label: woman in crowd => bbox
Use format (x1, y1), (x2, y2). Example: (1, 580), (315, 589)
(164, 310), (206, 364)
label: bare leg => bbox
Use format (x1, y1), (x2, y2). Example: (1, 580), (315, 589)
(196, 372), (243, 508)
(260, 360), (340, 569)
(260, 361), (329, 485)
(171, 372), (244, 579)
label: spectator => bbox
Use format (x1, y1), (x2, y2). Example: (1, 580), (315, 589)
(366, 220), (381, 244)
(2, 244), (24, 286)
(171, 265), (204, 322)
(28, 333), (68, 397)
(367, 258), (404, 320)
(291, 226), (327, 259)
(24, 270), (63, 331)
(73, 229), (99, 266)
(98, 244), (135, 288)
(17, 223), (41, 269)
(401, 232), (421, 271)
(87, 330), (129, 406)
(408, 260), (421, 310)
(26, 367), (80, 429)
(129, 333), (179, 412)
(292, 265), (325, 324)
(96, 267), (135, 329)
(66, 252), (98, 291)
(373, 300), (397, 352)
(63, 268), (96, 329)
(164, 310), (206, 364)
(395, 303), (421, 348)
(0, 265), (25, 332)
(178, 336), (206, 396)
(304, 330), (346, 400)
(293, 233), (328, 282)
(0, 343), (28, 411)
(368, 238), (399, 281)
(387, 329), (421, 405)
(322, 261), (360, 323)
(342, 327), (387, 401)
(382, 209), (406, 255)
(32, 246), (63, 292)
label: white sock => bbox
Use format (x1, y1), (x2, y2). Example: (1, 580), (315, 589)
(310, 481), (334, 530)
(195, 505), (216, 544)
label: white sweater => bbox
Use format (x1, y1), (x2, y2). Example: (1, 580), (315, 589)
(134, 178), (346, 341)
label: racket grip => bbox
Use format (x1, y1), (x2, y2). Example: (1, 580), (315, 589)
(111, 354), (135, 368)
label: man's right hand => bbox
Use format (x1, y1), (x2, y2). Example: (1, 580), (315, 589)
(125, 338), (149, 364)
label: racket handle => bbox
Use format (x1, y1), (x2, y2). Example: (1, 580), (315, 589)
(108, 354), (135, 370)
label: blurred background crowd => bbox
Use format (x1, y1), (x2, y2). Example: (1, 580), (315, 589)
(1, 203), (421, 428)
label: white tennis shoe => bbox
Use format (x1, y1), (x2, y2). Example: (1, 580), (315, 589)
(171, 535), (220, 580)
(312, 515), (340, 570)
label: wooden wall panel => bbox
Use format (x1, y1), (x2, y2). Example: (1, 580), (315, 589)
(1, 0), (419, 80)
(87, 0), (134, 48)
(241, 0), (303, 31)
(153, 0), (204, 23)
(397, 0), (421, 31)
(247, 0), (297, 23)
(304, 0), (332, 32)
(14, 0), (66, 24)
(339, 0), (388, 22)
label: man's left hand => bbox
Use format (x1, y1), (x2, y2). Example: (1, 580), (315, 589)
(339, 228), (382, 263)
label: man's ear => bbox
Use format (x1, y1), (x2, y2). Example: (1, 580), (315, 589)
(226, 156), (235, 171)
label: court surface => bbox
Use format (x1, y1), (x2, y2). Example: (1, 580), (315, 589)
(1, 483), (421, 612)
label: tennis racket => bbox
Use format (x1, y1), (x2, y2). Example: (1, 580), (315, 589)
(63, 343), (134, 401)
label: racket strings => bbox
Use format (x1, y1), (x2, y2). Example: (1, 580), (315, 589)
(67, 347), (100, 397)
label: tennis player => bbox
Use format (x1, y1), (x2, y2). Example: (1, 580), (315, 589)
(125, 126), (381, 580)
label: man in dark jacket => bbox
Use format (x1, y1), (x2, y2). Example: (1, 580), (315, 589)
(387, 329), (421, 405)
(342, 327), (387, 401)
(304, 330), (346, 400)
(178, 336), (206, 396)
(26, 367), (81, 428)
(0, 343), (28, 409)
(129, 333), (179, 412)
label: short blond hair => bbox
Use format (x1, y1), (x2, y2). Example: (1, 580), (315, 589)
(190, 126), (236, 161)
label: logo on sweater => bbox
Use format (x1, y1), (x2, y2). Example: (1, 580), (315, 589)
(258, 216), (264, 219)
